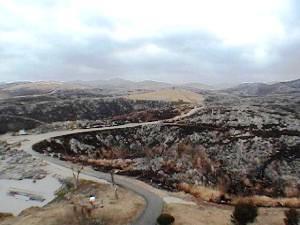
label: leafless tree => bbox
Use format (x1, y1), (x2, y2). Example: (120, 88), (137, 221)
(71, 164), (84, 189)
(110, 169), (115, 186)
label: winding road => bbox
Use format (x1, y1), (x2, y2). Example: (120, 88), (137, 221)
(6, 106), (202, 225)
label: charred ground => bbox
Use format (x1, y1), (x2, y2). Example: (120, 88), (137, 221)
(33, 91), (300, 199)
(0, 93), (179, 134)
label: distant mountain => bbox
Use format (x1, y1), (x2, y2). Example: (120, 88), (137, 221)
(0, 79), (172, 98)
(225, 78), (300, 96)
(2, 78), (299, 98)
(4, 81), (92, 92)
(283, 78), (300, 88)
(135, 80), (172, 89)
(94, 78), (136, 88)
(71, 78), (172, 90)
(0, 81), (31, 90)
(1, 79), (215, 98)
(72, 78), (215, 91)
(0, 81), (96, 98)
(179, 82), (214, 91)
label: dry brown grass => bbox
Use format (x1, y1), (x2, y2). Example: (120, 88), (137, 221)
(127, 89), (204, 104)
(232, 196), (300, 208)
(86, 158), (133, 170)
(177, 182), (300, 208)
(177, 182), (222, 202)
(164, 202), (291, 225)
(164, 203), (231, 225)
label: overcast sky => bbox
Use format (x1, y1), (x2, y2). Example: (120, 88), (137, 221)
(0, 0), (299, 85)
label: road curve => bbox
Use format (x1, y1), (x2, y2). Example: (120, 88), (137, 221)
(13, 106), (202, 225)
(19, 122), (162, 225)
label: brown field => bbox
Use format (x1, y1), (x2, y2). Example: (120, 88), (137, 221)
(127, 88), (204, 104)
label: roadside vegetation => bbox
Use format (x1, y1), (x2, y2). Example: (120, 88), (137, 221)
(157, 213), (175, 225)
(284, 208), (299, 225)
(177, 182), (300, 208)
(231, 202), (258, 225)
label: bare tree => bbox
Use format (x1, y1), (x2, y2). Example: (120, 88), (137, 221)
(110, 169), (119, 200)
(71, 164), (84, 189)
(110, 169), (115, 186)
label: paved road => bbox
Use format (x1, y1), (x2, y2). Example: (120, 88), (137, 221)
(20, 123), (163, 225)
(13, 106), (201, 225)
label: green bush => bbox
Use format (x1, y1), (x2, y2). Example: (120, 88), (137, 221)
(157, 213), (175, 225)
(284, 208), (299, 225)
(231, 202), (258, 225)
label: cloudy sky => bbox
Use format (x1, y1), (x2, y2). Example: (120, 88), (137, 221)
(0, 0), (299, 85)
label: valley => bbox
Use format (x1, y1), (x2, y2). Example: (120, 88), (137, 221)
(0, 78), (299, 225)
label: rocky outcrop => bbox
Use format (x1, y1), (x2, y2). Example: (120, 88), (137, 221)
(0, 141), (47, 180)
(34, 124), (299, 196)
(32, 94), (300, 197)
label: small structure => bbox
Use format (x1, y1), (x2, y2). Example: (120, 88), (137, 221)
(18, 129), (27, 135)
(8, 187), (45, 202)
(89, 195), (96, 208)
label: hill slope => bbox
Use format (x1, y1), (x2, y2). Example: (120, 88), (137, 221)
(225, 78), (300, 96)
(0, 81), (94, 98)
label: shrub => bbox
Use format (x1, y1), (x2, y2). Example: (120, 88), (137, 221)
(177, 182), (222, 202)
(54, 179), (74, 201)
(157, 213), (175, 225)
(284, 208), (299, 225)
(73, 203), (105, 225)
(231, 202), (258, 225)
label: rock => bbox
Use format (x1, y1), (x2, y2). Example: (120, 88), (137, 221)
(0, 142), (48, 181)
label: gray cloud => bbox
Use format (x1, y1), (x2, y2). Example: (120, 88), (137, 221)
(0, 0), (300, 84)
